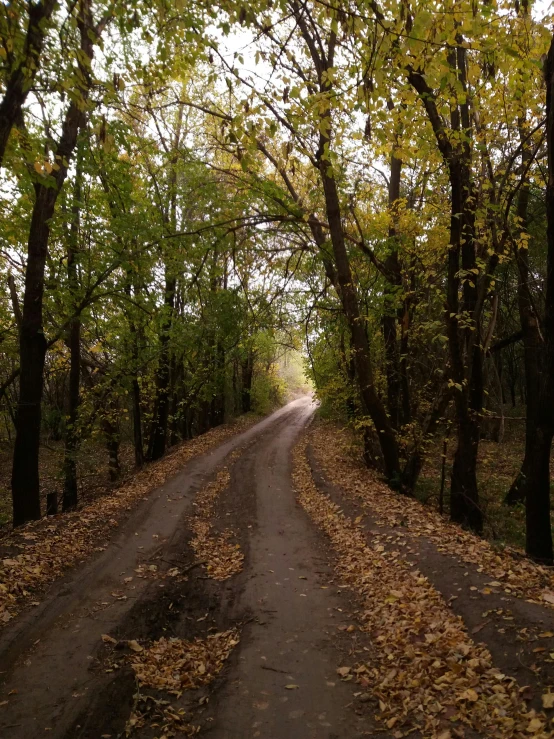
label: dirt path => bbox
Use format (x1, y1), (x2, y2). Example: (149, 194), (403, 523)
(0, 400), (313, 738)
(203, 398), (373, 739)
(1, 400), (553, 738)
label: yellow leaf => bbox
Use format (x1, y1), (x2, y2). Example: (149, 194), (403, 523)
(542, 692), (554, 709)
(528, 718), (544, 732)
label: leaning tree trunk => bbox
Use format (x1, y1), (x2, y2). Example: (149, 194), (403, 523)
(0, 0), (56, 164)
(408, 49), (484, 532)
(320, 164), (401, 485)
(289, 10), (401, 487)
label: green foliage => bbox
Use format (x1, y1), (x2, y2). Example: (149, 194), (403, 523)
(251, 367), (286, 415)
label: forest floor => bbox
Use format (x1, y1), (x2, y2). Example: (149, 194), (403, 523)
(0, 436), (136, 528)
(416, 414), (547, 551)
(0, 398), (554, 738)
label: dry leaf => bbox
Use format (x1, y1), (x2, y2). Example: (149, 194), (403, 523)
(542, 692), (554, 709)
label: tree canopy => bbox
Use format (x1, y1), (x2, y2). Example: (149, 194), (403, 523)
(2, 0), (554, 562)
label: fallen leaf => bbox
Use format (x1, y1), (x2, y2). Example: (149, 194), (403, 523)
(471, 620), (490, 634)
(542, 692), (554, 709)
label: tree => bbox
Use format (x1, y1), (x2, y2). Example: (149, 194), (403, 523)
(11, 0), (107, 525)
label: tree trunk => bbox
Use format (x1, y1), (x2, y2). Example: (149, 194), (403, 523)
(132, 376), (144, 467)
(241, 352), (254, 413)
(103, 414), (121, 482)
(11, 0), (100, 526)
(320, 167), (401, 485)
(62, 316), (80, 511)
(147, 273), (175, 461)
(520, 36), (554, 563)
(408, 51), (484, 532)
(0, 0), (56, 164)
(126, 278), (144, 468)
(450, 410), (482, 531)
(13, 186), (70, 525)
(382, 149), (403, 430)
(288, 12), (401, 486)
(524, 427), (553, 562)
(444, 162), (483, 532)
(506, 119), (544, 505)
(62, 148), (82, 511)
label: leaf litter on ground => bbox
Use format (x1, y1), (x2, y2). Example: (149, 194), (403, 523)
(120, 628), (240, 737)
(0, 416), (257, 627)
(292, 434), (553, 738)
(188, 448), (245, 581)
(310, 421), (554, 609)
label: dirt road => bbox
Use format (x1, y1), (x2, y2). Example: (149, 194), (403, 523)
(0, 398), (371, 738)
(1, 397), (553, 738)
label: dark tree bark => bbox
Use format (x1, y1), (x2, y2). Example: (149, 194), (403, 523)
(257, 3), (401, 487)
(62, 314), (80, 510)
(103, 412), (121, 482)
(505, 121), (544, 505)
(146, 106), (183, 461)
(241, 351), (254, 413)
(382, 150), (404, 430)
(408, 47), (484, 533)
(125, 276), (144, 467)
(375, 120), (413, 435)
(521, 37), (554, 563)
(11, 0), (102, 526)
(0, 0), (56, 164)
(319, 165), (401, 483)
(297, 15), (401, 485)
(62, 152), (82, 511)
(131, 350), (144, 467)
(447, 164), (484, 534)
(147, 272), (176, 461)
(210, 339), (226, 426)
